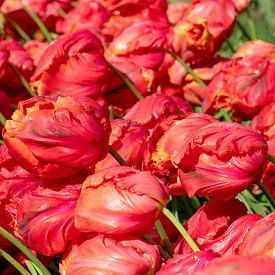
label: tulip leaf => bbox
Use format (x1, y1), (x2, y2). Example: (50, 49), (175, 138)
(25, 261), (44, 275)
(237, 190), (271, 216)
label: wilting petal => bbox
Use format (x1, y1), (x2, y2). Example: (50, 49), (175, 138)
(75, 166), (169, 235)
(3, 96), (110, 179)
(60, 235), (160, 275)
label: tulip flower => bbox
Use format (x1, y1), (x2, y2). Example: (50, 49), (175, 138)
(144, 113), (217, 195)
(3, 96), (111, 179)
(167, 2), (190, 25)
(60, 235), (160, 275)
(56, 1), (109, 35)
(17, 182), (82, 256)
(75, 166), (169, 235)
(197, 255), (275, 275)
(96, 119), (149, 170)
(182, 0), (238, 52)
(124, 93), (192, 129)
(156, 251), (219, 275)
(203, 56), (275, 120)
(251, 102), (275, 139)
(0, 40), (34, 92)
(233, 39), (275, 60)
(23, 40), (49, 66)
(107, 21), (168, 69)
(174, 199), (249, 255)
(31, 30), (109, 99)
(178, 122), (267, 199)
(172, 19), (214, 65)
(101, 0), (169, 42)
(239, 212), (275, 257)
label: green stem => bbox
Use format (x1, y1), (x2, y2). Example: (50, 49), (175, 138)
(108, 145), (128, 166)
(154, 219), (173, 257)
(109, 105), (114, 119)
(267, 154), (275, 164)
(4, 14), (32, 42)
(162, 208), (200, 252)
(165, 48), (207, 90)
(181, 195), (193, 218)
(108, 63), (144, 100)
(258, 183), (275, 211)
(0, 139), (4, 145)
(143, 235), (170, 260)
(0, 112), (6, 126)
(8, 63), (36, 97)
(0, 226), (51, 275)
(236, 19), (252, 41)
(224, 40), (235, 53)
(246, 9), (257, 39)
(0, 249), (30, 275)
(220, 108), (233, 122)
(23, 5), (52, 43)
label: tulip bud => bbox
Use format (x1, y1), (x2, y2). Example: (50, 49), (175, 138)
(31, 30), (109, 99)
(60, 235), (160, 275)
(75, 166), (169, 235)
(3, 96), (111, 179)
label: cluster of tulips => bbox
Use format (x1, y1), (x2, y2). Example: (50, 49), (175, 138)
(0, 0), (274, 274)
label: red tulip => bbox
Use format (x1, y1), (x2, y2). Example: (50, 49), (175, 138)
(0, 40), (34, 92)
(75, 166), (169, 235)
(175, 199), (249, 255)
(251, 102), (275, 139)
(233, 39), (275, 60)
(203, 56), (275, 120)
(239, 212), (275, 257)
(144, 113), (217, 195)
(96, 119), (149, 170)
(101, 0), (169, 43)
(17, 182), (82, 256)
(3, 96), (110, 179)
(167, 2), (190, 25)
(196, 255), (275, 275)
(23, 40), (49, 66)
(172, 19), (214, 65)
(182, 0), (237, 51)
(104, 56), (156, 110)
(156, 251), (219, 275)
(107, 21), (168, 69)
(124, 93), (192, 129)
(56, 1), (109, 35)
(60, 235), (160, 275)
(31, 30), (109, 99)
(178, 122), (267, 199)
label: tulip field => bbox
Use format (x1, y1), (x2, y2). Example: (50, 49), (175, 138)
(0, 0), (275, 274)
